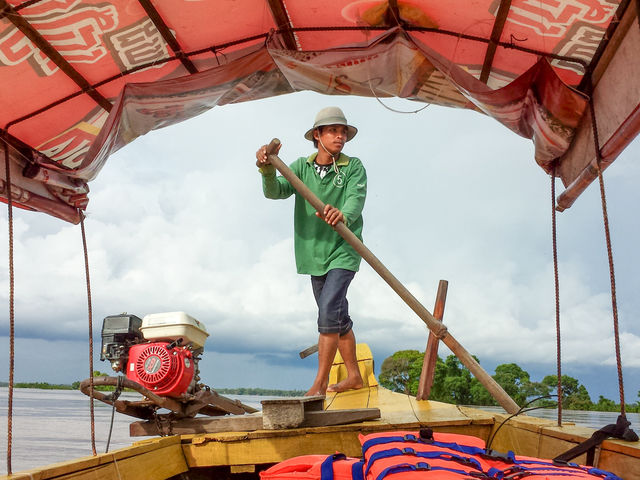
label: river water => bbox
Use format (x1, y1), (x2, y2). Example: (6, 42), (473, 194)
(1, 388), (639, 474)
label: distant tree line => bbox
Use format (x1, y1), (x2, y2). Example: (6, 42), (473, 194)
(2, 373), (306, 397)
(215, 387), (306, 397)
(379, 350), (640, 412)
(1, 372), (115, 391)
(0, 381), (76, 390)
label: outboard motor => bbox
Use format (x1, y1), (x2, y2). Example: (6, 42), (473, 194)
(100, 313), (144, 371)
(100, 312), (209, 398)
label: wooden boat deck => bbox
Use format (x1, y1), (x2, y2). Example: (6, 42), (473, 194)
(3, 345), (640, 480)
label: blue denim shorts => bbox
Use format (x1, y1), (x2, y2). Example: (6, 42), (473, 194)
(311, 268), (355, 335)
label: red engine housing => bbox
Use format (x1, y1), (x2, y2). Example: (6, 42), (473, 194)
(126, 342), (194, 397)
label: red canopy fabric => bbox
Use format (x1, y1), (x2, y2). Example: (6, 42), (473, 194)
(0, 0), (628, 222)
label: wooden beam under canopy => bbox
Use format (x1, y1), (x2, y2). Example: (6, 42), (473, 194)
(480, 0), (513, 84)
(556, 7), (640, 211)
(137, 0), (198, 74)
(267, 0), (299, 50)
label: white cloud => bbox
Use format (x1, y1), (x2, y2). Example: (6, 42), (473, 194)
(1, 92), (639, 399)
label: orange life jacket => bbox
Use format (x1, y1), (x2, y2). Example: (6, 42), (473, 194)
(359, 430), (621, 480)
(260, 453), (362, 480)
(260, 430), (622, 480)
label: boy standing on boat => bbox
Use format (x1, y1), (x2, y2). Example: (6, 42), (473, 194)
(255, 107), (367, 396)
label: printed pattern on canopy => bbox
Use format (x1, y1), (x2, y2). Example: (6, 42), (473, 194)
(0, 0), (632, 223)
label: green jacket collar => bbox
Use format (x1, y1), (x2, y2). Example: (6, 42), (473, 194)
(307, 152), (350, 166)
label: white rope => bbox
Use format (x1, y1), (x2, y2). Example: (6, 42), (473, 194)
(368, 79), (430, 114)
(112, 455), (123, 480)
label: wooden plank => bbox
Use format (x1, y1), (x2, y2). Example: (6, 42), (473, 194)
(599, 448), (640, 480)
(261, 396), (325, 406)
(301, 408), (381, 427)
(416, 279), (448, 400)
(176, 386), (498, 469)
(4, 437), (178, 480)
(81, 377), (257, 420)
(181, 421), (495, 469)
(183, 429), (366, 468)
(57, 444), (187, 480)
(2, 439), (187, 480)
(130, 414), (264, 436)
(262, 396), (324, 429)
(184, 389), (258, 416)
(299, 344), (319, 358)
(132, 397), (374, 436)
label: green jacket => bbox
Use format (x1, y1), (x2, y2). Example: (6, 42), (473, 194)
(260, 152), (367, 276)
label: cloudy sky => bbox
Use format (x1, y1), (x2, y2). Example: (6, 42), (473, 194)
(1, 91), (639, 403)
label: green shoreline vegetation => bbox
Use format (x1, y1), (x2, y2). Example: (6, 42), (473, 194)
(0, 382), (77, 390)
(0, 372), (305, 397)
(0, 382), (306, 397)
(379, 350), (640, 413)
(0, 381), (305, 397)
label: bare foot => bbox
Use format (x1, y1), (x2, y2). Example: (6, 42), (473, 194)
(326, 376), (364, 393)
(304, 382), (327, 396)
(304, 389), (325, 396)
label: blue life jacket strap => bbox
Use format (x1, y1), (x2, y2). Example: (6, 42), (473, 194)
(320, 453), (347, 480)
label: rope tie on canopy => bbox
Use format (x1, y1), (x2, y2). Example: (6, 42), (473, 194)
(360, 23), (450, 115)
(2, 136), (99, 470)
(365, 74), (430, 114)
(587, 80), (628, 418)
(2, 132), (16, 476)
(80, 212), (97, 456)
(546, 79), (640, 461)
(551, 163), (563, 426)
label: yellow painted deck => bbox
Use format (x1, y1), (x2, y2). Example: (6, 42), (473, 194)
(3, 345), (640, 480)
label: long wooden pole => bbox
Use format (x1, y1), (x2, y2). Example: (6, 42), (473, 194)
(266, 139), (519, 414)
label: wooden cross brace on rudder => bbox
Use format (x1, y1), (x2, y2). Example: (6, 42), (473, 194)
(416, 279), (448, 401)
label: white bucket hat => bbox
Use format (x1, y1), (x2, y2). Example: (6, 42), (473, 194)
(304, 107), (358, 142)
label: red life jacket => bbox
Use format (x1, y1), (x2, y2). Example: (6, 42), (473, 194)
(261, 453), (363, 480)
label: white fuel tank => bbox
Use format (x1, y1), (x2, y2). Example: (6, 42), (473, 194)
(140, 311), (209, 349)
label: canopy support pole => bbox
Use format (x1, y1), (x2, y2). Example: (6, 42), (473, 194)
(266, 139), (519, 414)
(416, 279), (448, 400)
